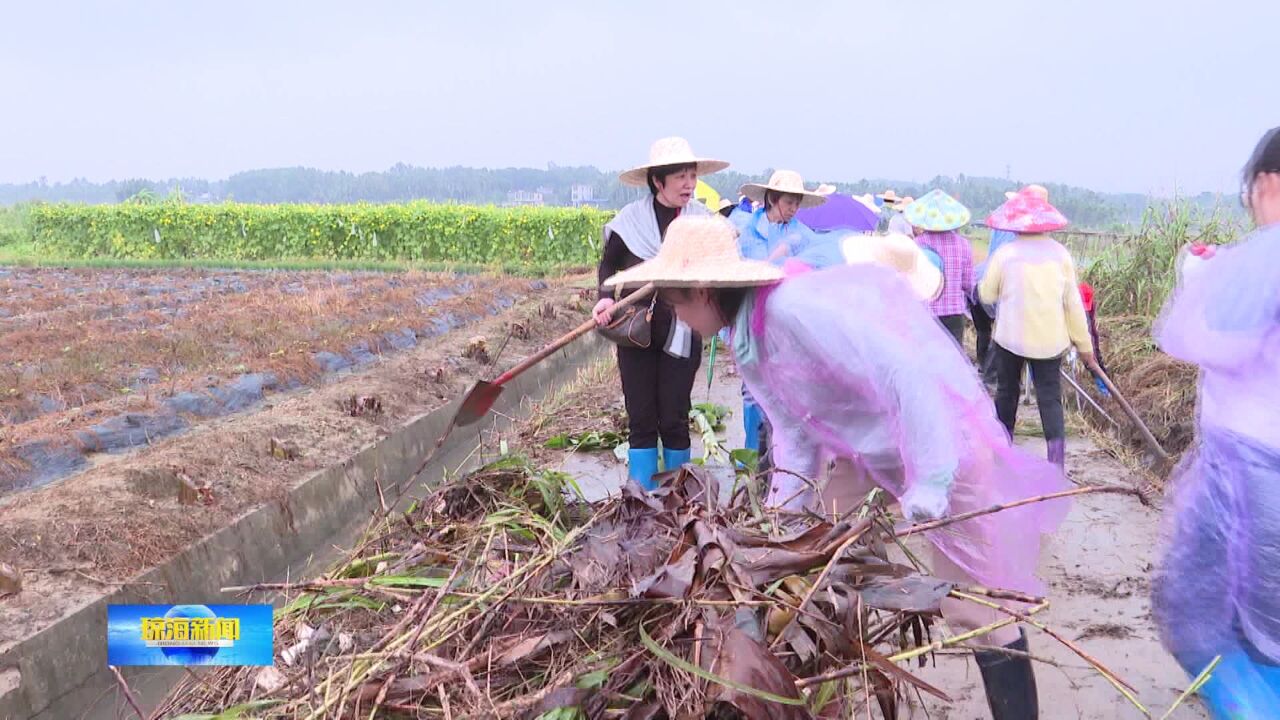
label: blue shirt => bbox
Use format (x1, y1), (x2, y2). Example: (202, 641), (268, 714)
(974, 229), (1016, 310)
(977, 230), (1016, 283)
(734, 207), (822, 264)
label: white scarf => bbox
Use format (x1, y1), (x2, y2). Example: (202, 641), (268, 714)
(603, 196), (710, 358)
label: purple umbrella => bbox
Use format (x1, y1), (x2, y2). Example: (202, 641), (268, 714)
(797, 193), (879, 233)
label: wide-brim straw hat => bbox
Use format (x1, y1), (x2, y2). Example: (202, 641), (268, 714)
(904, 189), (971, 232)
(853, 193), (880, 212)
(839, 233), (943, 301)
(877, 189), (903, 202)
(602, 215), (784, 289)
(986, 192), (1069, 233)
(1004, 184), (1050, 201)
(619, 137), (730, 187)
(739, 170), (828, 209)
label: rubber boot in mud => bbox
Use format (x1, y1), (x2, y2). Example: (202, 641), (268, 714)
(628, 448), (660, 492)
(742, 401), (764, 454)
(1047, 438), (1066, 472)
(663, 447), (692, 475)
(975, 630), (1038, 719)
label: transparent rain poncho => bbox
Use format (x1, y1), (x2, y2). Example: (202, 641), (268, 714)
(732, 263), (1070, 593)
(1152, 224), (1280, 691)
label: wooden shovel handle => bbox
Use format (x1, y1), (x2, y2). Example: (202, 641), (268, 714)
(489, 283), (656, 387)
(1095, 368), (1173, 464)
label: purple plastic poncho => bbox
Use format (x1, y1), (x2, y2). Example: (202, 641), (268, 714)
(1152, 224), (1280, 670)
(733, 263), (1070, 593)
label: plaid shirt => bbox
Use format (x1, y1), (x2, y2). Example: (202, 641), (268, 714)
(917, 231), (974, 318)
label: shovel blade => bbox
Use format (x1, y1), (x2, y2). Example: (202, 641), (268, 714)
(452, 381), (505, 428)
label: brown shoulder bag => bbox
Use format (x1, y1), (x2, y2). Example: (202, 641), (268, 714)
(597, 294), (657, 349)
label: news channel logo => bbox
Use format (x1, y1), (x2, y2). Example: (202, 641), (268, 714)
(107, 604), (273, 666)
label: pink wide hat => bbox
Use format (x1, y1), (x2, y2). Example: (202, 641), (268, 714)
(985, 192), (1069, 233)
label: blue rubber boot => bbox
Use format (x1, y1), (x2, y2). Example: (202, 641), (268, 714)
(628, 448), (660, 492)
(743, 401), (764, 454)
(663, 447), (692, 475)
(1182, 651), (1280, 718)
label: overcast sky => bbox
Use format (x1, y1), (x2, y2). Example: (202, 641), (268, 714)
(1, 1), (1276, 194)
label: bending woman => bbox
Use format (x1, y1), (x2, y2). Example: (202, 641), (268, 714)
(605, 215), (1069, 718)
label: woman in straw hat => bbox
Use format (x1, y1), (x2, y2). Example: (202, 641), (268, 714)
(978, 192), (1098, 472)
(970, 185), (1050, 387)
(605, 215), (1068, 717)
(730, 170), (834, 459)
(734, 170), (828, 264)
(592, 137), (728, 490)
(875, 190), (912, 233)
(905, 189), (975, 346)
(1151, 126), (1280, 717)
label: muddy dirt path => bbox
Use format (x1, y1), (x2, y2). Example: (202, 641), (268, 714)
(536, 351), (1207, 719)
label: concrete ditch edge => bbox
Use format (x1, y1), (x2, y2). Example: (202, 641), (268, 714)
(0, 333), (609, 720)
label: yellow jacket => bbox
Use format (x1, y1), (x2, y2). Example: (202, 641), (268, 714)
(979, 234), (1093, 359)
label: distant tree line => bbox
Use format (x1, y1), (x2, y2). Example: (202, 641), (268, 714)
(0, 165), (1235, 229)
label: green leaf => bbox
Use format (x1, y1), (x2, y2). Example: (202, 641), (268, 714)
(275, 592), (321, 617)
(315, 596), (386, 612)
(534, 708), (585, 720)
(638, 622), (806, 707)
(575, 668), (609, 689)
(730, 449), (759, 474)
(544, 431), (625, 452)
(368, 575), (448, 588)
(168, 699), (284, 720)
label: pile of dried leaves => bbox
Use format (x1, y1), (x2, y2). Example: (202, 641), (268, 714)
(156, 459), (1108, 720)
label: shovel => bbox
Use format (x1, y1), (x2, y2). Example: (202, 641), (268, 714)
(1092, 367), (1174, 467)
(1059, 368), (1120, 429)
(394, 283), (657, 510)
(448, 283), (657, 431)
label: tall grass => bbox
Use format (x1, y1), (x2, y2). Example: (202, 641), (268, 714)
(1074, 201), (1245, 467)
(1083, 202), (1241, 318)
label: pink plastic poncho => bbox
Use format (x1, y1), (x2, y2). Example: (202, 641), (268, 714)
(1152, 225), (1280, 671)
(734, 263), (1070, 593)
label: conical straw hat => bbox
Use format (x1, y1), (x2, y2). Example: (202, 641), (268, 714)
(986, 192), (1069, 233)
(904, 189), (971, 232)
(602, 215), (784, 289)
(739, 170), (828, 209)
(619, 137), (730, 187)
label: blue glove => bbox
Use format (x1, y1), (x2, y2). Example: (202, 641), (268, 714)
(1094, 377), (1111, 397)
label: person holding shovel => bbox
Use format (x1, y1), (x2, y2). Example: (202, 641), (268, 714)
(978, 192), (1099, 471)
(605, 215), (1070, 718)
(593, 137), (728, 490)
(1152, 125), (1280, 717)
(970, 185), (1048, 387)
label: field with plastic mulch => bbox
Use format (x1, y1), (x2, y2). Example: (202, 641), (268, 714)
(0, 265), (600, 647)
(0, 267), (552, 493)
